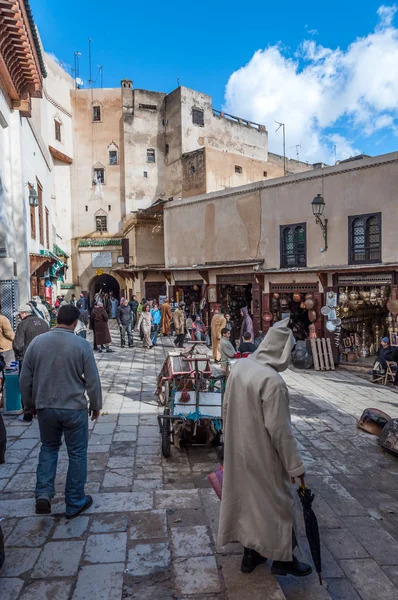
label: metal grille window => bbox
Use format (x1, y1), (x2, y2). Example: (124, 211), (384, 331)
(45, 207), (50, 249)
(54, 120), (61, 141)
(95, 216), (107, 232)
(37, 180), (44, 246)
(109, 150), (118, 165)
(147, 148), (155, 163)
(93, 168), (105, 184)
(280, 223), (306, 267)
(92, 105), (101, 122)
(192, 108), (204, 127)
(349, 213), (381, 264)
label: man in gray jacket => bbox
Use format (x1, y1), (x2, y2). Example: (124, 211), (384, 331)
(116, 299), (133, 348)
(20, 305), (102, 519)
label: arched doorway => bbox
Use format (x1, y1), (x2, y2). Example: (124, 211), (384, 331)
(89, 274), (121, 308)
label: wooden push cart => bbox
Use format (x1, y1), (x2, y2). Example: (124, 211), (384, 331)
(156, 346), (226, 457)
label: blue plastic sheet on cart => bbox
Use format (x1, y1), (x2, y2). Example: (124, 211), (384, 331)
(173, 409), (222, 431)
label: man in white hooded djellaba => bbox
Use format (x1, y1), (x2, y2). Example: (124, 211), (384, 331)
(218, 318), (312, 577)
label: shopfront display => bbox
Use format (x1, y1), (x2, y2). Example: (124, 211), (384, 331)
(263, 283), (322, 338)
(174, 281), (203, 317)
(217, 275), (254, 334)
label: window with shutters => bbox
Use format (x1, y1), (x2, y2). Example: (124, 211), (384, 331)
(192, 108), (204, 127)
(95, 215), (107, 232)
(348, 213), (381, 264)
(29, 184), (36, 240)
(92, 105), (102, 122)
(45, 207), (50, 249)
(37, 180), (44, 246)
(280, 223), (306, 267)
(54, 120), (61, 142)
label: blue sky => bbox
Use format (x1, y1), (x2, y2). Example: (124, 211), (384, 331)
(31, 1), (398, 163)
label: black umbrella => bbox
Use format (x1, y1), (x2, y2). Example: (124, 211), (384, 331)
(297, 486), (322, 584)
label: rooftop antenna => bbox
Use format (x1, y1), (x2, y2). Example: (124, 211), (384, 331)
(275, 120), (286, 175)
(73, 51), (81, 88)
(290, 144), (301, 161)
(177, 76), (180, 87)
(98, 65), (103, 88)
(88, 38), (93, 89)
(334, 144), (337, 165)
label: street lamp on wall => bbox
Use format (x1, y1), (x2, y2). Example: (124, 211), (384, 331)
(311, 193), (328, 251)
(28, 187), (39, 207)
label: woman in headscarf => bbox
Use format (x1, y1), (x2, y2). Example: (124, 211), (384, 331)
(211, 306), (226, 361)
(137, 303), (153, 348)
(89, 300), (114, 353)
(218, 319), (311, 578)
(240, 306), (254, 343)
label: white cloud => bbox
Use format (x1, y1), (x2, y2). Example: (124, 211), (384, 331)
(224, 5), (398, 163)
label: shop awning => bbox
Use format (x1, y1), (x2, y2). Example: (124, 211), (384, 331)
(113, 269), (136, 281)
(30, 253), (57, 277)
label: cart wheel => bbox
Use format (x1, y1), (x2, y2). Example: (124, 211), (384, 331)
(162, 408), (171, 458)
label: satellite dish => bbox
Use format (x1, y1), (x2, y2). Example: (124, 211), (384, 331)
(75, 77), (84, 86)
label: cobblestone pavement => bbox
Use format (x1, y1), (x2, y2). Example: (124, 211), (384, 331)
(0, 326), (397, 600)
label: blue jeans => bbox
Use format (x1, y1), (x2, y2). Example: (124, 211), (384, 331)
(151, 324), (159, 345)
(36, 408), (89, 516)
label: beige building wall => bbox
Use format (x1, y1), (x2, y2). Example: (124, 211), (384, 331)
(164, 152), (398, 271)
(71, 88), (123, 239)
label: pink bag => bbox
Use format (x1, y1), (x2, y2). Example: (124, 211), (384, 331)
(207, 466), (224, 500)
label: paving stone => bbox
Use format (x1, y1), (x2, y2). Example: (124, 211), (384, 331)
(31, 541), (85, 578)
(9, 438), (38, 450)
(4, 472), (37, 492)
(122, 582), (174, 600)
(6, 517), (53, 547)
(93, 423), (117, 435)
(90, 513), (129, 533)
(326, 579), (362, 600)
(0, 578), (24, 598)
(129, 510), (167, 540)
(103, 469), (133, 488)
(110, 442), (136, 457)
(341, 558), (398, 600)
(219, 554), (284, 600)
(171, 525), (213, 558)
(72, 563), (124, 600)
(86, 492), (153, 513)
(342, 516), (398, 565)
(382, 566), (398, 587)
(18, 579), (73, 600)
(0, 547), (41, 576)
(321, 528), (369, 559)
(127, 543), (171, 576)
(89, 434), (113, 445)
(84, 532), (127, 563)
(155, 490), (201, 509)
(173, 556), (221, 595)
(53, 516), (89, 539)
(0, 463), (19, 477)
(107, 456), (134, 469)
(118, 416), (139, 426)
(132, 478), (162, 491)
(87, 453), (109, 471)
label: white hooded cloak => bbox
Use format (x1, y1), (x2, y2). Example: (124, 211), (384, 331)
(218, 318), (305, 561)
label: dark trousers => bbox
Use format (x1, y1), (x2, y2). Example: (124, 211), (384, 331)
(19, 360), (33, 422)
(0, 411), (6, 463)
(175, 333), (185, 348)
(120, 323), (133, 346)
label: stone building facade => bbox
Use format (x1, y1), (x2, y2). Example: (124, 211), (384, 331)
(0, 2), (73, 324)
(71, 80), (312, 302)
(163, 152), (398, 355)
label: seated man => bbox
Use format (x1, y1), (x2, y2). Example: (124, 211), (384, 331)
(220, 328), (236, 362)
(373, 337), (395, 379)
(192, 315), (210, 344)
(238, 332), (257, 354)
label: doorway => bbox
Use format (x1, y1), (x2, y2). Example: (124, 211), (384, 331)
(89, 274), (120, 308)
